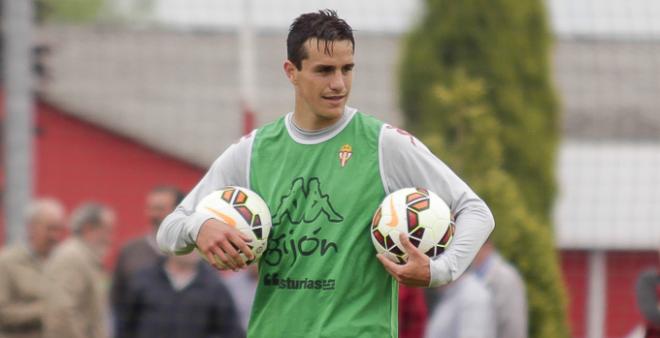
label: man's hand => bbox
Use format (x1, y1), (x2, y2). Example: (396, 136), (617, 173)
(377, 232), (431, 287)
(196, 218), (255, 271)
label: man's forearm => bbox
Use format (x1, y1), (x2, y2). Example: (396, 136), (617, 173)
(429, 204), (494, 287)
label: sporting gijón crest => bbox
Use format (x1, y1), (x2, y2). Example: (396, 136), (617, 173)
(272, 177), (343, 226)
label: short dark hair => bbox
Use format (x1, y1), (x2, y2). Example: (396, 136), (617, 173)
(70, 202), (112, 235)
(287, 9), (355, 70)
(151, 185), (185, 206)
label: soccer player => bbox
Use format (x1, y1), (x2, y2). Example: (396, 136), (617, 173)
(157, 9), (494, 338)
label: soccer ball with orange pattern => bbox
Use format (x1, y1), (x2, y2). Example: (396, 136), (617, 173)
(195, 186), (272, 268)
(370, 187), (454, 264)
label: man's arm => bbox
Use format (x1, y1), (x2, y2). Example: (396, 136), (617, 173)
(0, 260), (43, 329)
(378, 125), (495, 287)
(156, 132), (255, 270)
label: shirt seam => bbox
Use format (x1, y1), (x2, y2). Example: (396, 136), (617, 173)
(245, 130), (256, 190)
(378, 124), (391, 195)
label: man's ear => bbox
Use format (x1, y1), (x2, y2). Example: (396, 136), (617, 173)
(283, 60), (298, 85)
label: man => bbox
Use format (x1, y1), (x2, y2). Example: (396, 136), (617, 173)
(157, 10), (494, 337)
(116, 253), (244, 338)
(424, 272), (495, 338)
(636, 254), (660, 338)
(111, 186), (184, 319)
(0, 199), (66, 338)
(471, 240), (528, 338)
(43, 203), (115, 338)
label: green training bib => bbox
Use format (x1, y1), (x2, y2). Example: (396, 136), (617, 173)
(248, 112), (397, 338)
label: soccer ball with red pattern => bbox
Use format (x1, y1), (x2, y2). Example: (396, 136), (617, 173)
(195, 186), (272, 268)
(371, 188), (454, 264)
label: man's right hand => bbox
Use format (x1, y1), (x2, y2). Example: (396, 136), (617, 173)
(196, 218), (255, 271)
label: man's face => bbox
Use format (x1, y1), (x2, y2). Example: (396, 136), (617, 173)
(29, 207), (66, 257)
(285, 38), (354, 129)
(146, 191), (177, 230)
(90, 209), (115, 258)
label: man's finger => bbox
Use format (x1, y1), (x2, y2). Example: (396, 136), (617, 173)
(238, 232), (253, 242)
(230, 233), (255, 261)
(399, 232), (421, 259)
(204, 250), (219, 269)
(377, 254), (401, 281)
(220, 240), (245, 269)
(211, 245), (236, 270)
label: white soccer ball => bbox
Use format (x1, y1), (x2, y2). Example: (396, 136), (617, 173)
(371, 187), (455, 264)
(195, 186), (272, 267)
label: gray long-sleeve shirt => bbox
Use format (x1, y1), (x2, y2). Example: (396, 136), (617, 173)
(475, 252), (528, 338)
(157, 107), (494, 287)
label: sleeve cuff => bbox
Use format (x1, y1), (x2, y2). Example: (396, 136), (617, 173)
(429, 256), (453, 287)
(187, 212), (215, 245)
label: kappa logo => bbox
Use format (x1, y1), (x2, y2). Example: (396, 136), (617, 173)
(272, 177), (344, 225)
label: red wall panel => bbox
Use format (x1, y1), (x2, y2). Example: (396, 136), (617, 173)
(606, 251), (658, 337)
(7, 100), (207, 266)
(561, 250), (588, 338)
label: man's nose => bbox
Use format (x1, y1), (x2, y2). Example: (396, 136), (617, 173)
(329, 71), (345, 91)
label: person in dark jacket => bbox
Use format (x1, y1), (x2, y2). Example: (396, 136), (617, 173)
(111, 186), (184, 321)
(637, 267), (660, 338)
(116, 253), (244, 338)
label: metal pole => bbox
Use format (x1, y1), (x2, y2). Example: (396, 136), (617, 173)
(239, 0), (256, 134)
(586, 250), (606, 338)
(2, 0), (34, 244)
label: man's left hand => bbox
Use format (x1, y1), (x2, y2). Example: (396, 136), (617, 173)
(377, 232), (431, 287)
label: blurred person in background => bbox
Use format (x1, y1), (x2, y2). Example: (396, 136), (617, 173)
(0, 198), (66, 338)
(399, 286), (428, 338)
(116, 253), (244, 338)
(636, 249), (660, 338)
(43, 203), (115, 338)
(471, 240), (528, 338)
(424, 272), (495, 338)
(224, 265), (259, 331)
(111, 186), (184, 322)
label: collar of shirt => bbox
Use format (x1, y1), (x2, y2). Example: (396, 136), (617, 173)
(285, 106), (357, 145)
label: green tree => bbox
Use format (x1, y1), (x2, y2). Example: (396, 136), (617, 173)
(419, 71), (569, 338)
(400, 0), (559, 222)
(400, 2), (568, 334)
(38, 0), (104, 23)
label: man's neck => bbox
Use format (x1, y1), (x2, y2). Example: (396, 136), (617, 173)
(292, 103), (345, 131)
(164, 260), (198, 291)
(293, 113), (342, 131)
